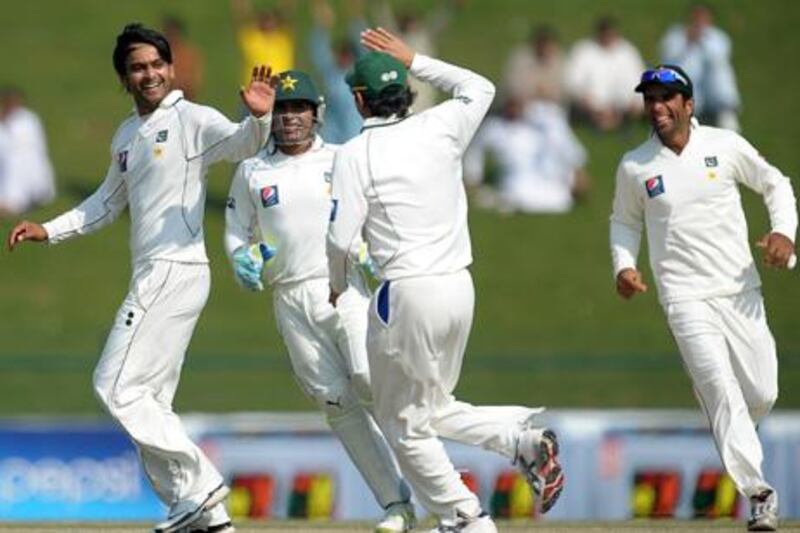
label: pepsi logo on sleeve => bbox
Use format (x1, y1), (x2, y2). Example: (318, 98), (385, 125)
(645, 175), (665, 198)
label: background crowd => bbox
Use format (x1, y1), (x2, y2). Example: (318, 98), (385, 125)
(0, 1), (742, 220)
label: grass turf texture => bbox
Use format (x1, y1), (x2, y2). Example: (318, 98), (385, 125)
(0, 0), (798, 414)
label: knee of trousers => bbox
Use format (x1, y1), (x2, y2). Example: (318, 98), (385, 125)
(350, 370), (374, 406)
(92, 369), (116, 414)
(92, 371), (148, 422)
(749, 388), (778, 422)
(305, 378), (357, 418)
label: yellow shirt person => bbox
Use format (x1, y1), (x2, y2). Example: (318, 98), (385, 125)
(237, 24), (294, 86)
(231, 0), (295, 86)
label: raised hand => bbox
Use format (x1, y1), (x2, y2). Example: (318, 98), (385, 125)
(360, 27), (415, 68)
(7, 220), (48, 251)
(240, 65), (279, 118)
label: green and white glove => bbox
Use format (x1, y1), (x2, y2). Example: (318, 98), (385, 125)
(232, 242), (276, 291)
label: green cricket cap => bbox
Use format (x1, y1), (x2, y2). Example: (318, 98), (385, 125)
(345, 52), (407, 97)
(275, 70), (321, 105)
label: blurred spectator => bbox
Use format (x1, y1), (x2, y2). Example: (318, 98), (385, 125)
(230, 0), (295, 87)
(0, 87), (55, 217)
(503, 24), (565, 105)
(162, 16), (204, 100)
(660, 2), (741, 131)
(309, 0), (365, 143)
(374, 0), (460, 111)
(464, 97), (590, 214)
(564, 16), (645, 131)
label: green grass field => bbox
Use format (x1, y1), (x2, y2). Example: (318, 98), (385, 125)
(0, 0), (799, 414)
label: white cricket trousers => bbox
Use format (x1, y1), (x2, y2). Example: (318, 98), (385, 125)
(665, 288), (777, 498)
(93, 260), (223, 507)
(273, 277), (410, 508)
(368, 270), (537, 522)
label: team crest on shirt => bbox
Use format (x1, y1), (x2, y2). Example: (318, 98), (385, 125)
(156, 129), (169, 143)
(260, 185), (279, 207)
(117, 150), (128, 172)
(704, 156), (718, 167)
(645, 175), (665, 198)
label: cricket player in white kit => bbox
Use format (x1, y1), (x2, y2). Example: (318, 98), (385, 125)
(223, 69), (415, 533)
(326, 29), (564, 532)
(610, 65), (797, 532)
(6, 24), (278, 533)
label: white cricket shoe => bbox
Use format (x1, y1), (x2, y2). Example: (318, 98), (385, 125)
(514, 428), (564, 514)
(375, 501), (416, 532)
(748, 489), (778, 531)
(428, 512), (498, 533)
(154, 483), (231, 533)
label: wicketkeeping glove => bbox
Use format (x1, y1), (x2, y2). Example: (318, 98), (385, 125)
(232, 243), (276, 292)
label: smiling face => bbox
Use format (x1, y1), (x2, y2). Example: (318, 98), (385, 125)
(121, 43), (174, 115)
(272, 100), (316, 152)
(643, 85), (694, 150)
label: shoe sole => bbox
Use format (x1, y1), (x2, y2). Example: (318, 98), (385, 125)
(747, 520), (778, 532)
(154, 484), (231, 533)
(536, 429), (564, 515)
(187, 522), (236, 533)
(374, 515), (415, 532)
(205, 524), (236, 533)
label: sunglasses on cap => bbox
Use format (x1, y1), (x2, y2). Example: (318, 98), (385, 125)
(640, 67), (689, 86)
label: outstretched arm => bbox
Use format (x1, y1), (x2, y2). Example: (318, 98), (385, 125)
(10, 160), (129, 250)
(189, 67), (278, 165)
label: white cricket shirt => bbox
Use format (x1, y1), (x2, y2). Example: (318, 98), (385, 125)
(43, 90), (271, 264)
(225, 136), (358, 287)
(326, 54), (495, 293)
(610, 120), (797, 304)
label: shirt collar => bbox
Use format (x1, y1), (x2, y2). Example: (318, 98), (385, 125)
(361, 113), (411, 132)
(650, 116), (700, 152)
(132, 90), (185, 116)
(159, 90), (184, 108)
(269, 135), (326, 165)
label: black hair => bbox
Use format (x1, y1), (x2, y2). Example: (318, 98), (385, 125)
(363, 85), (416, 119)
(112, 23), (172, 77)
